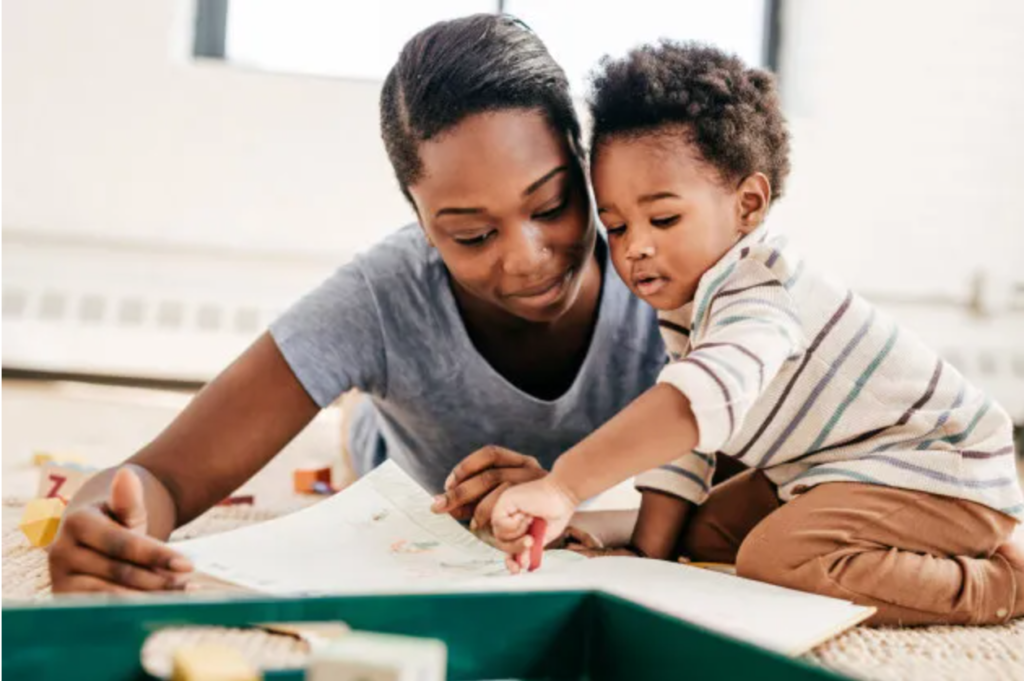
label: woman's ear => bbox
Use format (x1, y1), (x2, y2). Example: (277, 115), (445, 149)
(736, 172), (772, 234)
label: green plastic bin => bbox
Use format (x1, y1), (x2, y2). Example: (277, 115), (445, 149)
(3, 590), (849, 680)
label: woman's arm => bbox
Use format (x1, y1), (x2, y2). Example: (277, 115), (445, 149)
(50, 333), (321, 593)
(129, 332), (320, 525)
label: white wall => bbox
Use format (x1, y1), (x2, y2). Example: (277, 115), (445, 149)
(4, 0), (1022, 293)
(776, 0), (1024, 302)
(3, 0), (1022, 413)
(2, 0), (409, 259)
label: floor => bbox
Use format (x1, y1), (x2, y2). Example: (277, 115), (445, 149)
(3, 379), (1024, 680)
(1, 379), (341, 537)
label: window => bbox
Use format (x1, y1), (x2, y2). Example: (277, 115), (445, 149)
(196, 1), (780, 89)
(506, 0), (777, 91)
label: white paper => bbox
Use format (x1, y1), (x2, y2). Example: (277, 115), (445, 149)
(174, 461), (585, 595)
(529, 557), (873, 655)
(175, 461), (872, 655)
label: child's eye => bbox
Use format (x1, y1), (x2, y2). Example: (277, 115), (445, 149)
(651, 215), (680, 228)
(605, 225), (626, 236)
(454, 230), (496, 247)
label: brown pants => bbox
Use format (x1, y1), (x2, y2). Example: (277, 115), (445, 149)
(679, 469), (1023, 626)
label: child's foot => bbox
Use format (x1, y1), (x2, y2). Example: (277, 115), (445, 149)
(995, 534), (1024, 618)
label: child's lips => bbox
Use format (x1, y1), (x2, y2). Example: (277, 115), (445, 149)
(635, 276), (669, 297)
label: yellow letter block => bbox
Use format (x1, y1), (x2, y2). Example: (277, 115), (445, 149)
(171, 644), (258, 681)
(19, 497), (67, 548)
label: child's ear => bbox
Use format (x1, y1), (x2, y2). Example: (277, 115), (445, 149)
(735, 173), (772, 234)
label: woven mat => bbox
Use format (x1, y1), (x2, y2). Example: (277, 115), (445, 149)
(5, 500), (1023, 680)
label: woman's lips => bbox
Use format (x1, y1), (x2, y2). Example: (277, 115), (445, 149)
(508, 268), (573, 307)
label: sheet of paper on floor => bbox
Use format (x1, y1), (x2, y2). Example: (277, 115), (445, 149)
(174, 461), (874, 655)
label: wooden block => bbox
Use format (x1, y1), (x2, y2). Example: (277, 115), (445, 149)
(308, 632), (446, 681)
(19, 497), (67, 548)
(32, 450), (85, 467)
(293, 466), (332, 494)
(36, 462), (97, 501)
(170, 644), (258, 681)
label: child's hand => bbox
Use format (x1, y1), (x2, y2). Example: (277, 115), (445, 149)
(491, 476), (579, 573)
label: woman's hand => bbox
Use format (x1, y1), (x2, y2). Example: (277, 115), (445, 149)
(432, 446), (547, 532)
(491, 476), (579, 573)
(48, 468), (193, 594)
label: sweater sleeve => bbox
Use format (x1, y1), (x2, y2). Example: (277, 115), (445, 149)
(636, 260), (803, 503)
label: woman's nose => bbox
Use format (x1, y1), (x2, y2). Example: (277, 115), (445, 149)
(503, 225), (550, 276)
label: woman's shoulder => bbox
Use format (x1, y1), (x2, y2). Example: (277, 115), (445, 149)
(333, 223), (448, 307)
(354, 223), (443, 283)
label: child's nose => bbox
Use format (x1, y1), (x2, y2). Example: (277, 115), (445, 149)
(626, 239), (656, 260)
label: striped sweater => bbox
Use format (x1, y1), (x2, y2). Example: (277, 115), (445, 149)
(637, 226), (1024, 520)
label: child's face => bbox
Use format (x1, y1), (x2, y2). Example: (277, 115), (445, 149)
(592, 132), (766, 310)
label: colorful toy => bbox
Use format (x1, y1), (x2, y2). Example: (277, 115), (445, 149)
(307, 632), (446, 681)
(19, 497), (67, 548)
(311, 481), (336, 495)
(293, 465), (332, 494)
(170, 644), (258, 681)
(36, 461), (97, 501)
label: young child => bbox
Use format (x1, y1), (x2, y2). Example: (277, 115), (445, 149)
(491, 41), (1024, 626)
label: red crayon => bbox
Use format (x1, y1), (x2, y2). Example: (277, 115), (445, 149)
(528, 518), (547, 572)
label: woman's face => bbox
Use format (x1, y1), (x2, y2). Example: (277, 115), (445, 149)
(408, 109), (595, 324)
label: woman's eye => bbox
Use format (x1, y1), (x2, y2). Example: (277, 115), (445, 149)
(533, 196), (570, 221)
(454, 231), (496, 247)
(605, 225), (626, 236)
(651, 215), (680, 228)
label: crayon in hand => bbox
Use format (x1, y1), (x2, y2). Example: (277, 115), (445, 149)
(528, 518), (547, 572)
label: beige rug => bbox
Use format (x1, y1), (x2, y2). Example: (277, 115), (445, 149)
(5, 499), (1023, 680)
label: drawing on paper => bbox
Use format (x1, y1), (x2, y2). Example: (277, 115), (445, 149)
(390, 539), (440, 554)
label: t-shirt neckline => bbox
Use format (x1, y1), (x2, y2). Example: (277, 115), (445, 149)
(437, 235), (616, 407)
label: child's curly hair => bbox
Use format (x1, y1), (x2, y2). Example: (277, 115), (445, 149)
(588, 41), (791, 202)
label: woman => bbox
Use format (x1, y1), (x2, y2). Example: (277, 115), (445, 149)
(48, 14), (665, 593)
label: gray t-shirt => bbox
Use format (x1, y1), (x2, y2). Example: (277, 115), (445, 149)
(270, 224), (665, 493)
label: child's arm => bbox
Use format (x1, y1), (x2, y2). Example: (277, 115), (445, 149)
(493, 261), (803, 567)
(492, 383), (701, 568)
(548, 384), (698, 505)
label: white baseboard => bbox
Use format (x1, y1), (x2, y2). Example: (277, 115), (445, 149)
(4, 232), (1023, 422)
(2, 232), (339, 383)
